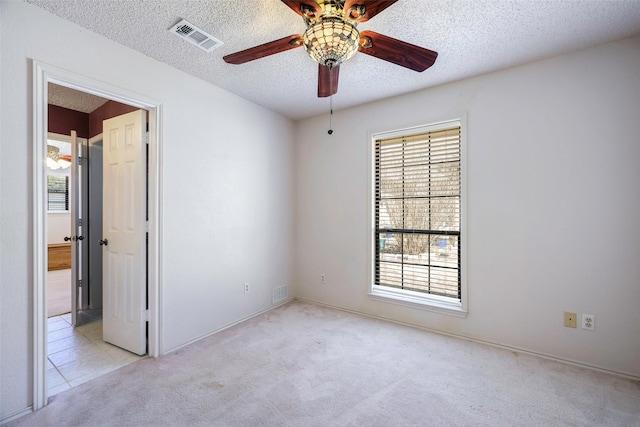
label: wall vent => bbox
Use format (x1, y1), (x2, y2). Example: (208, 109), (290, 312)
(272, 285), (289, 305)
(169, 19), (223, 53)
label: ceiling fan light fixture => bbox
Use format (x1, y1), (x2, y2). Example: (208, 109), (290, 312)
(47, 144), (60, 161)
(224, 0), (438, 98)
(47, 144), (71, 170)
(303, 18), (359, 68)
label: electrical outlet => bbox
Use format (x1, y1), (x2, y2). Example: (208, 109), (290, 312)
(564, 312), (577, 328)
(244, 282), (250, 294)
(320, 274), (326, 284)
(582, 314), (595, 330)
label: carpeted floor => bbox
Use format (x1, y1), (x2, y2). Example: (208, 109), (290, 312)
(11, 301), (640, 426)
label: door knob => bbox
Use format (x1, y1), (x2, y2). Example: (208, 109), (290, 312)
(64, 236), (72, 242)
(98, 239), (108, 246)
(77, 236), (84, 241)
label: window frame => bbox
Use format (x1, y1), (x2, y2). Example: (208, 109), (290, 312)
(368, 117), (468, 317)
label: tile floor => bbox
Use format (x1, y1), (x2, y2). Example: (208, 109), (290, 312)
(47, 312), (145, 396)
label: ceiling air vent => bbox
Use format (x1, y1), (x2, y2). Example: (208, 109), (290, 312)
(169, 19), (223, 53)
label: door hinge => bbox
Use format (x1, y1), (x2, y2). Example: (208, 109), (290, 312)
(144, 310), (150, 321)
(77, 218), (83, 226)
(77, 156), (83, 165)
(146, 221), (149, 232)
(77, 279), (82, 288)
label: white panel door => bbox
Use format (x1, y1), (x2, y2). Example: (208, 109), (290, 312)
(102, 110), (147, 355)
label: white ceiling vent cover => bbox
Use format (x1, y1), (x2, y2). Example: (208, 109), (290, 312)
(169, 19), (223, 53)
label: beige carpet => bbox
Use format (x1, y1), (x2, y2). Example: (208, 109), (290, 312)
(12, 301), (640, 426)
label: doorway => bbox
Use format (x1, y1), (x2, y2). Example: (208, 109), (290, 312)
(46, 133), (74, 318)
(45, 123), (144, 395)
(33, 61), (162, 410)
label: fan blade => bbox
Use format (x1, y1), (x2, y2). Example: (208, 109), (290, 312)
(344, 0), (398, 22)
(223, 35), (303, 64)
(358, 31), (438, 72)
(318, 64), (340, 97)
(281, 0), (322, 19)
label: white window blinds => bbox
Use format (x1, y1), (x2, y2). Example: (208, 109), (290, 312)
(47, 175), (69, 211)
(374, 122), (461, 301)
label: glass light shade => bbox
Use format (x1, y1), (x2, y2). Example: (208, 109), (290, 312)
(47, 157), (61, 170)
(47, 145), (60, 161)
(303, 18), (359, 68)
(46, 144), (71, 169)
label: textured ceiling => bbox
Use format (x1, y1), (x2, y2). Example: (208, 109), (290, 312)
(27, 0), (640, 120)
(49, 83), (109, 113)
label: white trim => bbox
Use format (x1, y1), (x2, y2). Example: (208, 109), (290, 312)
(460, 114), (469, 313)
(32, 62), (48, 411)
(371, 118), (462, 140)
(367, 115), (468, 316)
(88, 134), (103, 145)
(32, 60), (163, 411)
(147, 91), (163, 358)
(47, 132), (71, 142)
(0, 407), (35, 425)
(369, 286), (467, 317)
(164, 298), (294, 355)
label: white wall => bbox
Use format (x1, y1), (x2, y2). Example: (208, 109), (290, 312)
(0, 1), (294, 421)
(294, 36), (640, 378)
(47, 213), (71, 244)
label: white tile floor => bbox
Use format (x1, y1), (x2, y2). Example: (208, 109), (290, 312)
(47, 313), (145, 396)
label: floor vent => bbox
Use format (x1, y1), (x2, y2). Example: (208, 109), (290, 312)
(272, 285), (288, 305)
(169, 19), (223, 53)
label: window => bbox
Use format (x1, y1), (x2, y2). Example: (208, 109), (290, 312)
(372, 119), (464, 313)
(47, 175), (69, 211)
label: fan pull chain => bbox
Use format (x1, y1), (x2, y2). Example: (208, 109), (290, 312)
(328, 95), (334, 135)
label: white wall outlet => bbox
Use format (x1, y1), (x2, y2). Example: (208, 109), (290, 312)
(244, 282), (250, 294)
(320, 274), (326, 284)
(582, 314), (595, 330)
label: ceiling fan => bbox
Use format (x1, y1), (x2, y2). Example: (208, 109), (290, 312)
(223, 0), (438, 97)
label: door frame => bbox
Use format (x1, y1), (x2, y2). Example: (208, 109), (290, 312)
(32, 60), (163, 410)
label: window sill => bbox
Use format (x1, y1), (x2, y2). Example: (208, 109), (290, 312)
(368, 286), (467, 318)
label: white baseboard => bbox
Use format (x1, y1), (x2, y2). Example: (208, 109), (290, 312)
(295, 297), (640, 382)
(163, 298), (294, 355)
(1, 407), (34, 426)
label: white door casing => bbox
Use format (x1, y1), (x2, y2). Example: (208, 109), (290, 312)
(70, 131), (79, 325)
(33, 61), (161, 410)
(70, 132), (90, 325)
(88, 134), (104, 310)
(102, 110), (147, 355)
